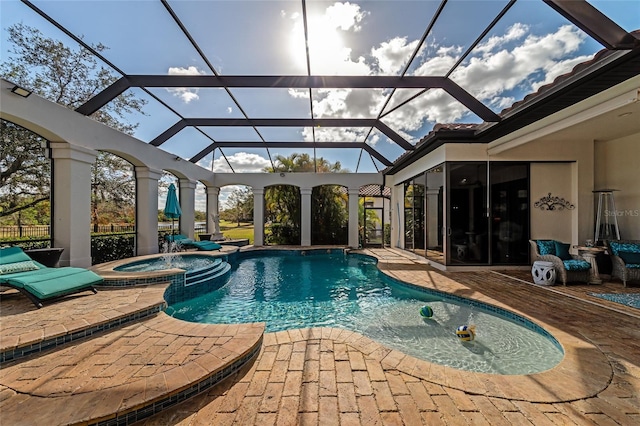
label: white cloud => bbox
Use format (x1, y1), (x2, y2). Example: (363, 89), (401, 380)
(168, 65), (205, 76)
(475, 23), (528, 54)
(304, 126), (366, 143)
(325, 2), (367, 32)
(289, 2), (372, 75)
(218, 185), (252, 209)
(312, 88), (384, 118)
(288, 88), (310, 99)
(531, 55), (589, 92)
(451, 25), (588, 102)
(371, 37), (420, 75)
(285, 3), (592, 147)
(411, 48), (459, 76)
(195, 182), (207, 212)
(212, 152), (271, 173)
(167, 66), (206, 103)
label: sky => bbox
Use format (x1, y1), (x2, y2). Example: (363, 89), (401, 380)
(1, 0), (639, 209)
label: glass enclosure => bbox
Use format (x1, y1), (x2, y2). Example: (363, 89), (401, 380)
(402, 162), (530, 266)
(424, 165), (444, 263)
(362, 197), (384, 247)
(404, 176), (425, 253)
(447, 163), (488, 265)
(490, 163), (529, 264)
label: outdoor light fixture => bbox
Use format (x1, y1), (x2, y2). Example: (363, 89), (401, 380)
(10, 85), (32, 98)
(279, 172), (285, 177)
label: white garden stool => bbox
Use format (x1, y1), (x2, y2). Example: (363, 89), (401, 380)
(532, 261), (556, 285)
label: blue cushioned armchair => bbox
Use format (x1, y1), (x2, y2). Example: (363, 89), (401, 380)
(604, 240), (640, 287)
(529, 240), (591, 285)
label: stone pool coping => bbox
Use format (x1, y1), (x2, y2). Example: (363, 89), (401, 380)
(359, 248), (614, 402)
(0, 247), (630, 425)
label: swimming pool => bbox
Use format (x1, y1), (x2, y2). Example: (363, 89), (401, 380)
(167, 251), (563, 375)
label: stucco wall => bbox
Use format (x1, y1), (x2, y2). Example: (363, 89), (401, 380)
(492, 137), (593, 246)
(530, 163), (574, 243)
(595, 132), (640, 240)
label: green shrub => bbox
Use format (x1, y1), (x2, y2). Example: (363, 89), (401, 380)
(266, 223), (300, 245)
(384, 223), (391, 246)
(2, 238), (51, 250)
(91, 234), (135, 265)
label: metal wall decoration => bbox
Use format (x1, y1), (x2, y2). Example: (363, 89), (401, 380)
(534, 193), (575, 211)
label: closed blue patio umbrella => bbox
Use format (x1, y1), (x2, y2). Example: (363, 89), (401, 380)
(164, 183), (182, 238)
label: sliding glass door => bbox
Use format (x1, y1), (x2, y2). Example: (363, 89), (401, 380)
(401, 162), (530, 266)
(424, 165), (444, 263)
(490, 163), (529, 264)
(447, 163), (489, 265)
(404, 176), (425, 254)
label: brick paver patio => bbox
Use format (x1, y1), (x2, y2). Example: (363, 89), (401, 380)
(1, 248), (639, 425)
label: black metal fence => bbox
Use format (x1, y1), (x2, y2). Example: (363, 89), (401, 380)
(1, 223), (206, 239)
(0, 225), (51, 239)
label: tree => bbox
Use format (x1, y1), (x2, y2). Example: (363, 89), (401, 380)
(263, 154), (349, 245)
(1, 23), (145, 134)
(224, 187), (254, 226)
(0, 121), (50, 224)
(0, 23), (146, 224)
(91, 152), (136, 229)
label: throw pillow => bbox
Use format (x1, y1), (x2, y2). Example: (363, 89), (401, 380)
(562, 259), (590, 271)
(608, 242), (640, 256)
(0, 260), (39, 275)
(618, 251), (640, 265)
(536, 240), (556, 256)
(554, 241), (573, 260)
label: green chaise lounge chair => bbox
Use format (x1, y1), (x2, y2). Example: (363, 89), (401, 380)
(164, 234), (222, 251)
(0, 246), (102, 308)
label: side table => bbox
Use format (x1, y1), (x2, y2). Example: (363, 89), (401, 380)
(532, 261), (556, 285)
(575, 246), (605, 284)
(25, 247), (64, 268)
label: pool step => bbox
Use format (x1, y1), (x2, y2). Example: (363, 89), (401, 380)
(0, 286), (167, 364)
(184, 257), (221, 283)
(185, 258), (231, 287)
(0, 313), (264, 426)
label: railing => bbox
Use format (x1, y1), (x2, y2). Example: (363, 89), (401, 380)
(1, 223), (211, 265)
(1, 223), (207, 239)
(158, 223), (207, 234)
(91, 224), (135, 233)
(0, 225), (51, 239)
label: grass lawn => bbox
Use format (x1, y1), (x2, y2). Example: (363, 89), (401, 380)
(219, 220), (254, 243)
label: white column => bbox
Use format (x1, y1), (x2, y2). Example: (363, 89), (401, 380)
(253, 188), (264, 246)
(426, 189), (440, 248)
(391, 184), (404, 249)
(301, 187), (312, 246)
(136, 167), (163, 256)
(206, 186), (223, 240)
(179, 179), (197, 239)
(348, 187), (360, 248)
(49, 142), (97, 267)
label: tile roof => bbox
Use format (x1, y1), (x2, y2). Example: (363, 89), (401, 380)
(386, 33), (640, 175)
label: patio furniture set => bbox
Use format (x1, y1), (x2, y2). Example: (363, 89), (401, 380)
(530, 239), (640, 287)
(0, 246), (102, 308)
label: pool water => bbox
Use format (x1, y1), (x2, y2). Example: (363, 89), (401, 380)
(114, 254), (217, 272)
(168, 252), (563, 375)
